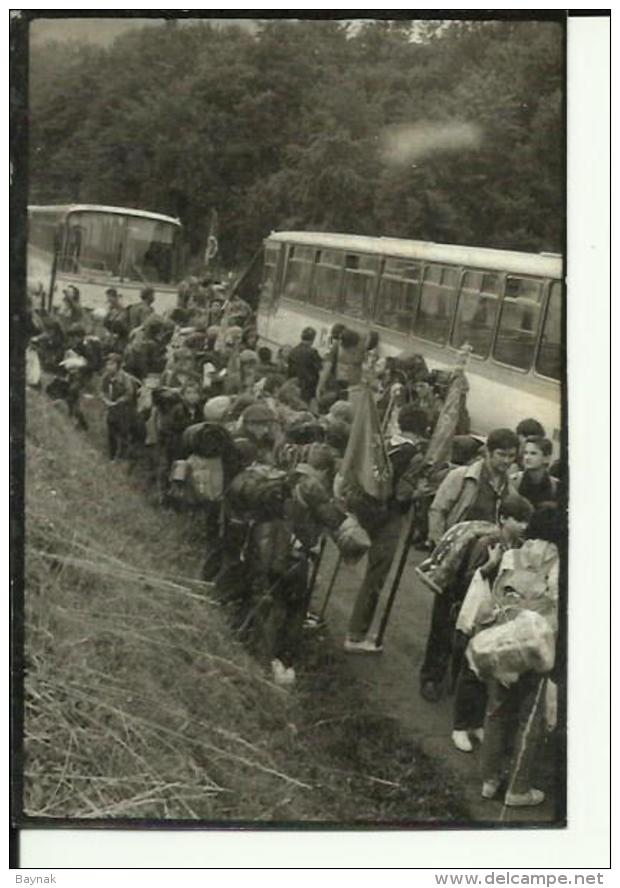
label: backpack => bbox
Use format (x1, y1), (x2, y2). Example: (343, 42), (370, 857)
(181, 422), (240, 503)
(227, 465), (290, 522)
(186, 454), (225, 504)
(81, 336), (104, 372)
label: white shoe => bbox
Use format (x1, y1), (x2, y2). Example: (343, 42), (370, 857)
(504, 788), (545, 807)
(451, 730), (473, 753)
(282, 666), (296, 687)
(343, 637), (383, 654)
(481, 779), (501, 800)
(271, 659), (295, 687)
(472, 728), (485, 743)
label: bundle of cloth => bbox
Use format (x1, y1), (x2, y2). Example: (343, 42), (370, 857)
(415, 519), (497, 595)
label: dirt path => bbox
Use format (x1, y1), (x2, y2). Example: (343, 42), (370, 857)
(77, 392), (560, 824)
(307, 532), (561, 826)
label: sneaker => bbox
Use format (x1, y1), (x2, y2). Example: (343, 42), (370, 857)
(343, 638), (383, 654)
(420, 680), (442, 703)
(271, 658), (287, 683)
(472, 728), (485, 744)
(303, 612), (326, 631)
(451, 730), (473, 753)
(481, 779), (501, 800)
(504, 788), (545, 808)
(271, 659), (296, 688)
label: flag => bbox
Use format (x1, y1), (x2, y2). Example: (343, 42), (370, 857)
(340, 385), (393, 502)
(231, 245), (265, 312)
(204, 209), (219, 265)
(424, 347), (471, 469)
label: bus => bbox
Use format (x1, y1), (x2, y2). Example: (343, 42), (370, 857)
(252, 231), (563, 447)
(27, 204), (184, 315)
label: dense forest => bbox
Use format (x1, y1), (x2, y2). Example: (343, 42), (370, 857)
(27, 18), (564, 266)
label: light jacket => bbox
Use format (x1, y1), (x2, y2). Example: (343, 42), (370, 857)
(428, 458), (513, 544)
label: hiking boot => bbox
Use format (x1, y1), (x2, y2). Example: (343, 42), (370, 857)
(343, 638), (383, 654)
(481, 779), (501, 800)
(420, 680), (442, 703)
(451, 730), (473, 753)
(504, 788), (545, 808)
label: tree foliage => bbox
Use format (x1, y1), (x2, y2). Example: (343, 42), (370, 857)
(28, 19), (564, 265)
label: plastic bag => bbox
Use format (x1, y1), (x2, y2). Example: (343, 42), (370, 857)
(455, 568), (495, 635)
(26, 346), (41, 387)
(466, 609), (556, 685)
(332, 514), (371, 564)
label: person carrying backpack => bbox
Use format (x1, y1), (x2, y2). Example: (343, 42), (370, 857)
(420, 428), (519, 701)
(469, 505), (562, 807)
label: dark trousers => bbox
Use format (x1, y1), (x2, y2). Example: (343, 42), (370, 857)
(66, 375), (89, 430)
(453, 660), (488, 731)
(260, 558), (309, 667)
(107, 416), (129, 459)
(348, 512), (402, 641)
(482, 673), (546, 793)
(420, 585), (462, 687)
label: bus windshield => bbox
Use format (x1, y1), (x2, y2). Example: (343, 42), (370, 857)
(60, 210), (180, 285)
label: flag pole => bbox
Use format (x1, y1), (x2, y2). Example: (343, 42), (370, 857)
(308, 535), (327, 605)
(374, 504), (417, 648)
(317, 553), (343, 621)
(374, 344), (473, 649)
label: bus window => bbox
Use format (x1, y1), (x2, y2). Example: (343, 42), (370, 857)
(493, 276), (544, 370)
(124, 217), (179, 284)
(28, 214), (58, 254)
(536, 281), (562, 380)
(451, 270), (500, 357)
(265, 246), (280, 267)
(310, 249), (343, 311)
(283, 245), (315, 302)
(375, 258), (421, 334)
(414, 264), (458, 344)
(342, 253), (379, 320)
(61, 212), (125, 276)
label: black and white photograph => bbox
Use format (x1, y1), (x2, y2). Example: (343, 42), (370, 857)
(12, 9), (581, 849)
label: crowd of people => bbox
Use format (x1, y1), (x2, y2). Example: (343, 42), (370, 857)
(26, 275), (565, 811)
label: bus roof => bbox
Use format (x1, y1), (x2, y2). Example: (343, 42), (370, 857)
(28, 204), (182, 227)
(266, 231), (563, 278)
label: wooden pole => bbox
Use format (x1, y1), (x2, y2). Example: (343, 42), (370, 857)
(317, 552), (343, 621)
(374, 505), (417, 648)
(306, 536), (326, 603)
(47, 228), (60, 313)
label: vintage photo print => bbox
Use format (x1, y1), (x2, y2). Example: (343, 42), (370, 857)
(9, 8), (608, 870)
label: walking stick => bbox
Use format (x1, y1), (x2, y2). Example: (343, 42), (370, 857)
(47, 229), (61, 312)
(374, 505), (417, 648)
(317, 552), (343, 621)
(306, 536), (326, 603)
(301, 536), (328, 630)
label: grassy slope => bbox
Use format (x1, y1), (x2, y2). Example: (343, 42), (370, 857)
(22, 390), (467, 823)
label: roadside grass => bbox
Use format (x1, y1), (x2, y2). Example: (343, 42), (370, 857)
(21, 389), (467, 823)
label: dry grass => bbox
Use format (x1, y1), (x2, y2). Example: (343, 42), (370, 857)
(22, 390), (467, 823)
